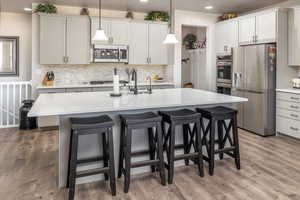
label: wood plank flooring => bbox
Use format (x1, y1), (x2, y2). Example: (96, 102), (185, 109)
(0, 128), (300, 200)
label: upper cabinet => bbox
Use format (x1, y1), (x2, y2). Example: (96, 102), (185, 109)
(215, 20), (238, 54)
(238, 10), (277, 45)
(288, 8), (300, 66)
(239, 17), (256, 45)
(91, 17), (129, 45)
(129, 22), (169, 65)
(255, 11), (276, 43)
(40, 14), (90, 65)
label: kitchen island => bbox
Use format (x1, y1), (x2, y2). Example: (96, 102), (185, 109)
(28, 88), (247, 188)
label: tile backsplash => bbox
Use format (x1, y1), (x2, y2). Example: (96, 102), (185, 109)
(33, 64), (173, 86)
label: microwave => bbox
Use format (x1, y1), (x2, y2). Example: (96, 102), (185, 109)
(92, 45), (129, 63)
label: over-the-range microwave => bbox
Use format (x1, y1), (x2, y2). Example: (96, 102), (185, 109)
(92, 44), (129, 63)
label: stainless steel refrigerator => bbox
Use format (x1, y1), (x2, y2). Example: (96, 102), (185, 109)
(232, 44), (276, 136)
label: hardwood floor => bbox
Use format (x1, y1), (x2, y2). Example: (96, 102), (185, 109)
(1, 128), (300, 200)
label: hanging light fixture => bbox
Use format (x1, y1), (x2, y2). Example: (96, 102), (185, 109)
(92, 0), (108, 41)
(163, 0), (178, 44)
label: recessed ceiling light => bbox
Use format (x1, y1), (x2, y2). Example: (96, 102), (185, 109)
(24, 8), (32, 12)
(205, 6), (213, 10)
(140, 0), (149, 3)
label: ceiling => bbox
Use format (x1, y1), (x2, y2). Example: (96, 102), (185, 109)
(0, 0), (289, 14)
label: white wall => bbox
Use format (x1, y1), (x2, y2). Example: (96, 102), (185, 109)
(0, 12), (32, 82)
(174, 10), (219, 90)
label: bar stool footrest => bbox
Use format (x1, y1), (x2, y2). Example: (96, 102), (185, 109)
(76, 167), (109, 178)
(76, 156), (103, 165)
(174, 153), (199, 161)
(131, 160), (160, 168)
(215, 146), (236, 154)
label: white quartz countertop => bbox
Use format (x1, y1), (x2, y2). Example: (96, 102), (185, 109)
(276, 88), (300, 94)
(36, 82), (174, 89)
(29, 88), (248, 117)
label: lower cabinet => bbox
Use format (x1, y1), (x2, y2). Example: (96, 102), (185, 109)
(276, 91), (300, 139)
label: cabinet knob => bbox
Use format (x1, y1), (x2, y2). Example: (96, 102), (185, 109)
(290, 126), (299, 131)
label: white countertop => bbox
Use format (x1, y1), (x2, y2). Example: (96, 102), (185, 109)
(276, 88), (300, 94)
(28, 88), (248, 117)
(36, 82), (174, 89)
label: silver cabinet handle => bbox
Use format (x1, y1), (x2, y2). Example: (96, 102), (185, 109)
(63, 56), (68, 63)
(291, 97), (300, 100)
(290, 114), (299, 118)
(290, 127), (299, 131)
(290, 105), (299, 109)
(149, 57), (152, 64)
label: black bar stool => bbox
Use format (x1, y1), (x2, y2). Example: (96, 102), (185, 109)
(196, 106), (240, 176)
(118, 112), (166, 193)
(67, 115), (116, 200)
(159, 109), (204, 184)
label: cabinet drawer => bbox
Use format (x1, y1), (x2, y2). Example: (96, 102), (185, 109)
(276, 116), (300, 139)
(38, 88), (66, 94)
(277, 108), (300, 121)
(277, 92), (300, 103)
(277, 100), (300, 112)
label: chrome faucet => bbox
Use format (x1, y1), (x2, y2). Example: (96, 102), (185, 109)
(131, 69), (138, 95)
(146, 76), (152, 94)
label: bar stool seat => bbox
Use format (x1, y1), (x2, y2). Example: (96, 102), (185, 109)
(118, 112), (166, 193)
(120, 112), (162, 125)
(67, 115), (116, 200)
(159, 109), (204, 184)
(196, 106), (240, 176)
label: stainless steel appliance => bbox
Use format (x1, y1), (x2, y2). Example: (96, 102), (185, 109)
(93, 45), (129, 63)
(232, 44), (276, 136)
(217, 54), (232, 94)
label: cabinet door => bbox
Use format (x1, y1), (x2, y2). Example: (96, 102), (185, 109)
(215, 20), (238, 54)
(40, 15), (66, 64)
(66, 16), (90, 64)
(256, 11), (276, 43)
(239, 17), (256, 45)
(148, 23), (168, 65)
(215, 23), (226, 54)
(91, 17), (111, 44)
(129, 22), (149, 65)
(110, 20), (129, 45)
(288, 9), (300, 66)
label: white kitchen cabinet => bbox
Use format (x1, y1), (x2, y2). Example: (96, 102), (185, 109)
(40, 15), (66, 64)
(40, 14), (90, 65)
(91, 18), (129, 45)
(276, 91), (300, 139)
(256, 11), (276, 43)
(288, 8), (300, 66)
(238, 10), (277, 45)
(148, 23), (168, 65)
(239, 17), (256, 45)
(215, 20), (238, 54)
(129, 22), (149, 65)
(66, 16), (90, 64)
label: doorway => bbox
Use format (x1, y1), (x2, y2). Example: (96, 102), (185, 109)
(181, 25), (208, 90)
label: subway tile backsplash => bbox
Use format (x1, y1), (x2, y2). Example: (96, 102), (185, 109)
(33, 63), (173, 86)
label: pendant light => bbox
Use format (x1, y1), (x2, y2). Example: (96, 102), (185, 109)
(92, 0), (108, 41)
(163, 0), (178, 44)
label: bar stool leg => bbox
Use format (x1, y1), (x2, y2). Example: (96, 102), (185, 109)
(66, 130), (73, 188)
(102, 132), (109, 181)
(195, 121), (204, 177)
(183, 124), (190, 166)
(232, 116), (241, 170)
(107, 128), (117, 196)
(148, 127), (156, 172)
(124, 127), (132, 193)
(68, 132), (79, 200)
(168, 123), (176, 184)
(156, 123), (166, 186)
(217, 121), (224, 160)
(118, 121), (125, 178)
(209, 119), (216, 176)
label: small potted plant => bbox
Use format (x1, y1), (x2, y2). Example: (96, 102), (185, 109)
(35, 3), (57, 14)
(183, 34), (197, 49)
(145, 11), (169, 22)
